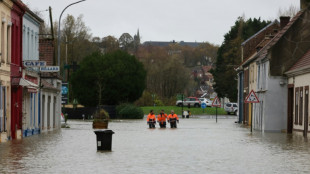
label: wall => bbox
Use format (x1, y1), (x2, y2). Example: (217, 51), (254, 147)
(264, 75), (288, 132)
(254, 61), (287, 132)
(289, 73), (310, 131)
(22, 12), (39, 61)
(39, 38), (54, 66)
(40, 79), (61, 133)
(0, 0), (13, 142)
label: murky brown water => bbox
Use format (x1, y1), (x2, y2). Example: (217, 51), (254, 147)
(0, 117), (310, 174)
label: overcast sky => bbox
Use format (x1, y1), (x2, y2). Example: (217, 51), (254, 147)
(22, 0), (299, 45)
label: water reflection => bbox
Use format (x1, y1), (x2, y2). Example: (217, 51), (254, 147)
(0, 117), (310, 173)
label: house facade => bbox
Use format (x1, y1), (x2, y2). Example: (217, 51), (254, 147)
(249, 1), (310, 132)
(21, 8), (42, 137)
(11, 0), (25, 139)
(237, 20), (280, 125)
(285, 50), (310, 136)
(0, 0), (13, 142)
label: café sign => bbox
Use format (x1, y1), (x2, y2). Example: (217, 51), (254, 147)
(23, 60), (46, 67)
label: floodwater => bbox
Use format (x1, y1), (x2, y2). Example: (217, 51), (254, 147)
(1, 116), (310, 174)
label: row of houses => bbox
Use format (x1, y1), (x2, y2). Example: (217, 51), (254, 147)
(237, 0), (310, 136)
(0, 0), (61, 142)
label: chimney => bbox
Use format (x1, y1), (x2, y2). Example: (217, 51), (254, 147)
(280, 16), (290, 29)
(301, 0), (310, 10)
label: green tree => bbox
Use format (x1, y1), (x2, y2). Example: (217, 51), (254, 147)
(119, 33), (134, 51)
(210, 17), (270, 101)
(101, 35), (119, 53)
(70, 50), (146, 106)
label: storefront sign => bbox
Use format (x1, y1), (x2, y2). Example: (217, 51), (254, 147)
(23, 61), (46, 67)
(40, 66), (60, 72)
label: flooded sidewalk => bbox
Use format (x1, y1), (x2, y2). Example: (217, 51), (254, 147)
(0, 117), (310, 174)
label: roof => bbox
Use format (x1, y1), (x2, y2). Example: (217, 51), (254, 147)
(256, 10), (304, 62)
(143, 41), (203, 48)
(241, 20), (279, 46)
(240, 20), (280, 66)
(286, 49), (310, 75)
(41, 79), (58, 90)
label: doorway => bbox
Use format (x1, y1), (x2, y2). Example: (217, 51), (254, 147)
(287, 85), (294, 134)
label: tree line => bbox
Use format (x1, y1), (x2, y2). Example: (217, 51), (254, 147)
(39, 13), (218, 106)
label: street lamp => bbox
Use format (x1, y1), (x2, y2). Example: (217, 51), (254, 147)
(57, 0), (86, 74)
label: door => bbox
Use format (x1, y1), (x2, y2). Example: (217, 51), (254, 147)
(287, 85), (294, 134)
(304, 86), (309, 137)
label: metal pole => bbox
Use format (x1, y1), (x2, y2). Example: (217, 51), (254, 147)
(57, 0), (86, 74)
(216, 107), (218, 123)
(182, 94), (183, 118)
(251, 103), (253, 132)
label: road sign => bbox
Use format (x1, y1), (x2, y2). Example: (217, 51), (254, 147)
(201, 102), (207, 109)
(212, 96), (221, 107)
(23, 60), (46, 67)
(245, 90), (260, 103)
(40, 66), (60, 72)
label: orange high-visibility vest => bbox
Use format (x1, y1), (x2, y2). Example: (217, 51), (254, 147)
(147, 114), (156, 122)
(168, 114), (179, 121)
(157, 113), (167, 122)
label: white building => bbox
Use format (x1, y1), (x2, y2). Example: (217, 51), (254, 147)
(21, 9), (43, 137)
(285, 50), (310, 136)
(40, 76), (61, 132)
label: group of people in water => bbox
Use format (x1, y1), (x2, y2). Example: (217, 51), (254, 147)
(146, 110), (179, 128)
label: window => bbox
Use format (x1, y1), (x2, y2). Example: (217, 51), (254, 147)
(257, 65), (260, 89)
(295, 87), (299, 124)
(7, 24), (10, 63)
(299, 87), (303, 125)
(1, 19), (4, 63)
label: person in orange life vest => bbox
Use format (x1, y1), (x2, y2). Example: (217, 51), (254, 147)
(167, 110), (179, 128)
(147, 110), (156, 128)
(157, 110), (167, 128)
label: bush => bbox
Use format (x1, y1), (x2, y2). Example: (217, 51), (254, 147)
(134, 91), (153, 106)
(116, 104), (144, 119)
(154, 99), (164, 106)
(94, 109), (110, 122)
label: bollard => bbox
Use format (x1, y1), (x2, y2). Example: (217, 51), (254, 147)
(94, 130), (115, 151)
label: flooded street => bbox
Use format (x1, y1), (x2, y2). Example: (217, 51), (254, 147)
(1, 117), (310, 174)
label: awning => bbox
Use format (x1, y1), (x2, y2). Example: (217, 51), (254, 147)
(19, 78), (39, 93)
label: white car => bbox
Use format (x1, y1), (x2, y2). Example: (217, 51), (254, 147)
(199, 98), (212, 107)
(224, 103), (238, 115)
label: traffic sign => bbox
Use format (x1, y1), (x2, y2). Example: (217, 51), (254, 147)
(245, 90), (260, 103)
(212, 96), (221, 107)
(201, 102), (207, 109)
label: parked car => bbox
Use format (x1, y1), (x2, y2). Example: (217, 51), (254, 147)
(176, 97), (201, 107)
(224, 103), (238, 115)
(61, 113), (66, 128)
(199, 98), (212, 107)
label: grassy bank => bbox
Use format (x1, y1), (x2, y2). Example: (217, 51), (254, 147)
(141, 106), (228, 115)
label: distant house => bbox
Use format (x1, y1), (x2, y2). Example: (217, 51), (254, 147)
(143, 40), (203, 48)
(285, 49), (310, 136)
